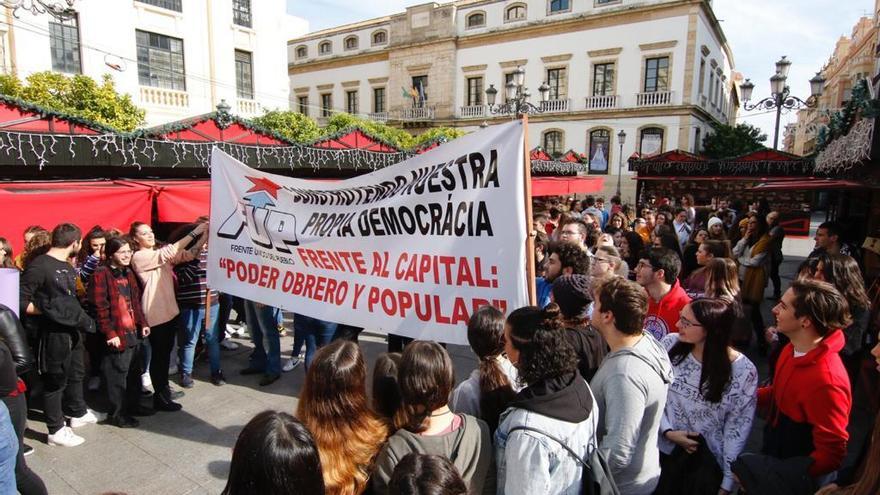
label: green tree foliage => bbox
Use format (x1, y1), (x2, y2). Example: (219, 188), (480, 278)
(0, 71), (145, 131)
(412, 127), (466, 148)
(252, 109), (321, 143)
(700, 122), (767, 158)
(321, 113), (416, 149)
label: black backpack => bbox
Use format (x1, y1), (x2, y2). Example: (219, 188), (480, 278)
(507, 422), (620, 495)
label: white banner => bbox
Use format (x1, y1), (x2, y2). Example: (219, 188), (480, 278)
(207, 121), (528, 345)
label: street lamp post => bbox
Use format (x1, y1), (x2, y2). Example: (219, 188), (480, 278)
(616, 130), (626, 197)
(1, 0), (77, 20)
(739, 56), (825, 149)
(485, 66), (551, 117)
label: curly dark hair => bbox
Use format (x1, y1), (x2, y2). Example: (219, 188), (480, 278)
(506, 304), (578, 385)
(547, 241), (591, 276)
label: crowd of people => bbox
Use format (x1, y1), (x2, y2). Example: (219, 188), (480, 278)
(0, 191), (876, 495)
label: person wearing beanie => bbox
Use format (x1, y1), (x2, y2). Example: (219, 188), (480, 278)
(552, 274), (608, 381)
(707, 216), (727, 242)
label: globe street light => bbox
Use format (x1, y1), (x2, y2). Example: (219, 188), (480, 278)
(740, 56), (825, 149)
(485, 66), (550, 117)
(616, 130), (626, 197)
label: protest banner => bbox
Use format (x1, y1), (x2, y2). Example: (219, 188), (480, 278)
(207, 121), (529, 345)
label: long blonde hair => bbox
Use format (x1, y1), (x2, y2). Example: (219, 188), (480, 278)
(297, 340), (390, 495)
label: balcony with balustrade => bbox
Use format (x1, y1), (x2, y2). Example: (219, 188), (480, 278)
(459, 105), (486, 118)
(237, 99), (261, 116)
(139, 86), (189, 108)
(400, 106), (435, 121)
(368, 112), (388, 122)
(636, 90), (674, 107)
(540, 98), (571, 113)
(584, 95), (619, 110)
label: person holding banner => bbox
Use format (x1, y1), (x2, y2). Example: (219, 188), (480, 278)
(130, 221), (207, 412)
(239, 300), (282, 386)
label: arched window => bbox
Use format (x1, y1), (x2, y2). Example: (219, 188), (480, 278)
(639, 127), (664, 157)
(295, 45), (307, 59)
(466, 12), (486, 28)
(505, 4), (526, 21)
(372, 30), (387, 46)
(588, 129), (611, 174)
(542, 130), (564, 157)
(343, 36), (358, 51)
(318, 41), (332, 55)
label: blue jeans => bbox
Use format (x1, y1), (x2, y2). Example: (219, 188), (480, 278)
(178, 304), (221, 376)
(0, 402), (17, 494)
(293, 314), (337, 369)
(244, 301), (282, 376)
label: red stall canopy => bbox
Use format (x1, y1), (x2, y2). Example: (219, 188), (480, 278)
(531, 177), (605, 196)
(124, 180), (212, 223)
(0, 181), (153, 253)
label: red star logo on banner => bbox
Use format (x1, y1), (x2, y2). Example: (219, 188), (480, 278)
(245, 176), (282, 199)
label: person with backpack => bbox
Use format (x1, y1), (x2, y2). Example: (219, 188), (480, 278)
(591, 277), (673, 495)
(494, 304), (600, 495)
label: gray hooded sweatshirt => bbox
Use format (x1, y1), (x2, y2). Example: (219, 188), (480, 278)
(589, 332), (674, 495)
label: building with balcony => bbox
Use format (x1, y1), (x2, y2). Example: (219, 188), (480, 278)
(0, 0), (306, 125)
(288, 0), (737, 199)
(790, 12), (878, 157)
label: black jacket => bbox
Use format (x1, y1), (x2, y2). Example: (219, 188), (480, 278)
(0, 304), (34, 376)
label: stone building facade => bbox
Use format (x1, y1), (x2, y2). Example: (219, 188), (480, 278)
(288, 0), (737, 200)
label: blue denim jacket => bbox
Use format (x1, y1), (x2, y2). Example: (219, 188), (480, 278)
(494, 393), (599, 495)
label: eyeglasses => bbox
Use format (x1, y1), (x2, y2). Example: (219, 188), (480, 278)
(636, 260), (654, 270)
(679, 315), (702, 327)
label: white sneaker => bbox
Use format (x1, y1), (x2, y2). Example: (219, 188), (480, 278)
(69, 408), (107, 428)
(48, 426), (84, 447)
(141, 372), (154, 395)
(282, 358), (301, 373)
(234, 323), (249, 337)
(220, 340), (239, 350)
(87, 376), (101, 392)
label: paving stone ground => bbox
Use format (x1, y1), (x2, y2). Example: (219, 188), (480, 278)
(25, 236), (815, 494)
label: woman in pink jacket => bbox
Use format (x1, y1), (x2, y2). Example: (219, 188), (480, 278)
(129, 221), (207, 411)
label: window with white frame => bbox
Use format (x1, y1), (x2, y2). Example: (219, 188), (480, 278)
(372, 30), (387, 45)
(643, 56), (669, 93)
(549, 0), (570, 14)
(344, 36), (358, 51)
(373, 87), (385, 113)
(232, 0), (252, 28)
(296, 45), (307, 59)
(592, 62), (614, 96)
(639, 127), (664, 156)
(136, 29), (186, 90)
(505, 4), (526, 21)
(543, 130), (564, 156)
(138, 0), (181, 12)
(546, 67), (566, 100)
(298, 96), (309, 116)
(346, 90), (358, 114)
(466, 76), (483, 106)
(321, 93), (332, 117)
(235, 50), (254, 99)
(319, 41), (332, 55)
(49, 15), (81, 74)
(466, 12), (485, 28)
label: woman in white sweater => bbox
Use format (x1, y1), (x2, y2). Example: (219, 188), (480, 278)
(658, 297), (758, 495)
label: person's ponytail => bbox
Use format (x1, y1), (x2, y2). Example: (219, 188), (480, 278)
(477, 356), (516, 432)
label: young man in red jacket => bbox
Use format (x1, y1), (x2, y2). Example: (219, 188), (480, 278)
(635, 247), (691, 340)
(761, 279), (852, 481)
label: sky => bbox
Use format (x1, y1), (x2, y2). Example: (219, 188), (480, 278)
(287, 0), (872, 146)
